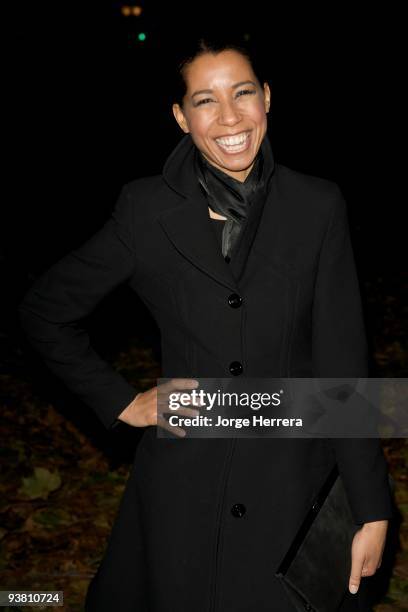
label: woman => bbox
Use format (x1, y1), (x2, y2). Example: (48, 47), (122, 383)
(19, 37), (393, 611)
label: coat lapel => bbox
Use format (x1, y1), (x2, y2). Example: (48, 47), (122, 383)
(158, 179), (240, 293)
(158, 133), (275, 292)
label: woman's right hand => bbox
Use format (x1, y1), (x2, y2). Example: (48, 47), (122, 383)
(116, 378), (203, 437)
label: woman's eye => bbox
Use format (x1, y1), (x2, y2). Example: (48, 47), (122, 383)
(236, 89), (256, 97)
(196, 98), (213, 106)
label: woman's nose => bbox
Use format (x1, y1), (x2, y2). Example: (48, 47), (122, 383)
(218, 101), (241, 126)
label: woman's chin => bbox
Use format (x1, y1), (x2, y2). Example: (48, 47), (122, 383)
(211, 150), (257, 174)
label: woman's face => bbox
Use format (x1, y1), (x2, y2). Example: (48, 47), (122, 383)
(172, 50), (271, 182)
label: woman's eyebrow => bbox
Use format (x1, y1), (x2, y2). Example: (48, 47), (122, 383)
(191, 80), (256, 98)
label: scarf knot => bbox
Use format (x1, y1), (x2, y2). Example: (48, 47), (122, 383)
(194, 142), (271, 261)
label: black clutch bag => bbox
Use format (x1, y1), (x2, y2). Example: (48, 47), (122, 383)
(275, 465), (394, 612)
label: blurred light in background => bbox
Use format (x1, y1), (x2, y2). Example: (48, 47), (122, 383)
(121, 5), (143, 17)
(137, 32), (147, 41)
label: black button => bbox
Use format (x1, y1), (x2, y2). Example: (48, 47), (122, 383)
(225, 255), (231, 263)
(228, 293), (243, 308)
(312, 502), (320, 513)
(229, 361), (243, 375)
(231, 503), (246, 518)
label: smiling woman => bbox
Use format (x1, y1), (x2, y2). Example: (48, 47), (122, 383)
(172, 46), (270, 182)
(18, 33), (395, 612)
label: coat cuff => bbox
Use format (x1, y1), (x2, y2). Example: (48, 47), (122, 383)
(329, 438), (395, 525)
(79, 380), (139, 431)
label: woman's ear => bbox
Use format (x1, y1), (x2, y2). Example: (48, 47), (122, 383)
(263, 83), (271, 114)
(172, 104), (190, 134)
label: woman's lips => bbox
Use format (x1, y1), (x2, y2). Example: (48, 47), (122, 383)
(214, 131), (251, 154)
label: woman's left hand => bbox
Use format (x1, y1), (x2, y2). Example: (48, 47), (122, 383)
(349, 520), (388, 594)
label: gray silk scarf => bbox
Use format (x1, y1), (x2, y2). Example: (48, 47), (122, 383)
(194, 142), (272, 262)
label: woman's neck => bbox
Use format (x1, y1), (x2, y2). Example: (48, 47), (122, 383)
(208, 207), (227, 220)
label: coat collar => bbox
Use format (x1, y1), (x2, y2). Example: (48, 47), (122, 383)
(158, 133), (275, 292)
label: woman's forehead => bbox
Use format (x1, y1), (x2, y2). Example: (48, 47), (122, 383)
(184, 51), (255, 90)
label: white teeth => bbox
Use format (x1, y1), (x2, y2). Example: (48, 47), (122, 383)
(215, 132), (249, 146)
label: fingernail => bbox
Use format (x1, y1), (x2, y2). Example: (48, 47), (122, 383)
(349, 585), (358, 594)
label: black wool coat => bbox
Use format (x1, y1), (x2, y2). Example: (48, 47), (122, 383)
(18, 134), (394, 612)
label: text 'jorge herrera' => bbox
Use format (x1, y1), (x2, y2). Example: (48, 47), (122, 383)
(167, 414), (303, 429)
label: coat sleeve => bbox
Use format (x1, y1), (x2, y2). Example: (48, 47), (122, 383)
(312, 185), (394, 524)
(18, 184), (140, 431)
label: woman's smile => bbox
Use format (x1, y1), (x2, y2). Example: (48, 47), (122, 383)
(214, 130), (252, 154)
